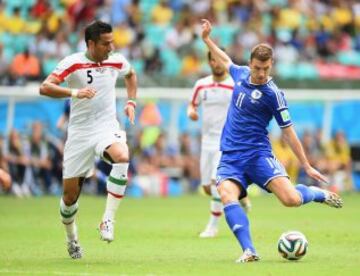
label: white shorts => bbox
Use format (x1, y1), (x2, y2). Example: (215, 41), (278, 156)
(200, 149), (222, 185)
(63, 126), (126, 179)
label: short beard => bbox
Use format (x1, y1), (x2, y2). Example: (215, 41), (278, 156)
(212, 70), (225, 78)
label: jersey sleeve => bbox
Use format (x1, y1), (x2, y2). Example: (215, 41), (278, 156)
(229, 64), (250, 82)
(190, 80), (202, 106)
(269, 84), (293, 128)
(51, 56), (74, 82)
(113, 53), (131, 76)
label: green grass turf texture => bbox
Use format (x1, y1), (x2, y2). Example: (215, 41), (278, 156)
(0, 193), (359, 276)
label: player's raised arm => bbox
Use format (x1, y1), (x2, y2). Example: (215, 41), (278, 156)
(123, 68), (137, 125)
(39, 74), (96, 99)
(281, 125), (329, 184)
(201, 19), (232, 72)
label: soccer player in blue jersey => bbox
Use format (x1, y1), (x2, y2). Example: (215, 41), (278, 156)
(201, 19), (343, 263)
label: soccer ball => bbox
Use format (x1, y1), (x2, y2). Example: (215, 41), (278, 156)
(278, 231), (308, 260)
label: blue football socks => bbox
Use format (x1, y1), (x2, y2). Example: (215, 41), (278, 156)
(295, 184), (325, 204)
(224, 202), (256, 253)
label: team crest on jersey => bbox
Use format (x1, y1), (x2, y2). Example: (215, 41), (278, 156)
(95, 67), (106, 73)
(251, 89), (262, 100)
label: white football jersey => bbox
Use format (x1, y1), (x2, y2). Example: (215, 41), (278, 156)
(51, 52), (131, 134)
(191, 75), (234, 150)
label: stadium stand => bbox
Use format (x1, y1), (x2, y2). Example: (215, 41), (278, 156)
(0, 0), (360, 84)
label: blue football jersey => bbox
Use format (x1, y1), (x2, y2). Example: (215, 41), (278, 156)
(220, 64), (292, 155)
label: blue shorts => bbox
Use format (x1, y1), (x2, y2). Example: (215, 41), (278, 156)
(216, 151), (288, 198)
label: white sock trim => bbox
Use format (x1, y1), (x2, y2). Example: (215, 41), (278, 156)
(60, 198), (78, 216)
(110, 163), (129, 179)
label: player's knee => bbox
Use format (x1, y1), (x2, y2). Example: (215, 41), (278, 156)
(218, 186), (236, 204)
(281, 194), (302, 207)
(203, 185), (211, 196)
(111, 153), (129, 163)
(62, 192), (78, 206)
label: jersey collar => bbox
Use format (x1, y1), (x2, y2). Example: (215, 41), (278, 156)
(85, 51), (102, 66)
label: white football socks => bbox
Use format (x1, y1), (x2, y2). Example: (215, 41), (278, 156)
(60, 198), (78, 242)
(103, 163), (129, 221)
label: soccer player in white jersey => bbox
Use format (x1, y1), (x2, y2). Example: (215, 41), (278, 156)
(187, 51), (251, 238)
(39, 21), (137, 259)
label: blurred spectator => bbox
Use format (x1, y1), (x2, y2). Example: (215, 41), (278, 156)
(179, 133), (200, 192)
(297, 130), (322, 186)
(0, 44), (9, 85)
(7, 7), (26, 34)
(28, 121), (52, 194)
(6, 129), (31, 197)
(148, 132), (182, 171)
(325, 130), (353, 192)
(0, 1), (7, 34)
(165, 20), (193, 52)
(272, 132), (299, 182)
(113, 22), (136, 49)
(56, 99), (71, 135)
(67, 0), (98, 30)
(111, 0), (131, 26)
(151, 0), (174, 26)
(181, 49), (202, 76)
(31, 0), (52, 20)
(127, 0), (142, 28)
(144, 47), (163, 74)
(0, 137), (11, 193)
(55, 31), (72, 58)
(9, 48), (40, 84)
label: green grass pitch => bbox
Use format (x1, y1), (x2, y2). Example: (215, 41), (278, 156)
(0, 193), (359, 275)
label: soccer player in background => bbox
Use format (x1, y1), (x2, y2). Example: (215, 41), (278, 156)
(39, 21), (137, 259)
(201, 19), (343, 263)
(187, 51), (251, 238)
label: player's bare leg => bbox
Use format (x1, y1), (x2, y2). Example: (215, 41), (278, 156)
(99, 142), (129, 243)
(61, 177), (84, 259)
(199, 183), (222, 238)
(268, 176), (343, 208)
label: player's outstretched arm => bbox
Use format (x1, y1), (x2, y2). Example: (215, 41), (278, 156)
(281, 126), (329, 184)
(187, 104), (199, 121)
(39, 75), (96, 99)
(124, 68), (137, 125)
(201, 19), (232, 72)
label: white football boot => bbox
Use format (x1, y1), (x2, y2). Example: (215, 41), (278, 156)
(310, 186), (343, 208)
(235, 248), (260, 263)
(99, 219), (115, 243)
(199, 225), (218, 238)
(67, 240), (82, 259)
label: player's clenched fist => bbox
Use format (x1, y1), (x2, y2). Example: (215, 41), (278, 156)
(187, 105), (199, 121)
(201, 19), (212, 40)
(77, 87), (96, 99)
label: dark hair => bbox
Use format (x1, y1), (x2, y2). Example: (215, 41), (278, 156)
(208, 47), (226, 60)
(250, 43), (273, 61)
(84, 21), (112, 46)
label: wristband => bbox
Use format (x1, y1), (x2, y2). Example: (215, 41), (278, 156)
(71, 89), (79, 98)
(126, 100), (136, 108)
